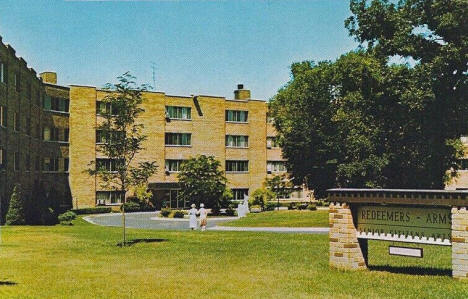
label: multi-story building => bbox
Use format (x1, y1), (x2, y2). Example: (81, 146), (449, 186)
(0, 37), (71, 220)
(1, 35), (303, 212)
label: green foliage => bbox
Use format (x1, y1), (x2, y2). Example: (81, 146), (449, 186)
(250, 188), (275, 211)
(160, 208), (171, 217)
(171, 210), (185, 218)
(264, 174), (293, 199)
(6, 185), (26, 225)
(264, 201), (279, 211)
(177, 155), (230, 209)
(71, 207), (112, 215)
(58, 211), (77, 225)
(269, 1), (467, 195)
(120, 201), (140, 213)
(225, 206), (236, 216)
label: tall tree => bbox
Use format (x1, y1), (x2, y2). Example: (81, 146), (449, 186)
(345, 0), (468, 187)
(6, 185), (26, 225)
(177, 155), (230, 211)
(87, 73), (157, 246)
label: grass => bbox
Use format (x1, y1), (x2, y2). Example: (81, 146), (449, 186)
(223, 210), (329, 227)
(0, 218), (467, 298)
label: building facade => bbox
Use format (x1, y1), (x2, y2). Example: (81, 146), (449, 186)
(0, 37), (71, 221)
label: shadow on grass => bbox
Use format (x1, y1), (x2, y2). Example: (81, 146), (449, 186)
(369, 265), (451, 277)
(117, 238), (168, 247)
(0, 281), (17, 286)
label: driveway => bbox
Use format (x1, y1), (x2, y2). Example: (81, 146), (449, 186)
(84, 211), (330, 234)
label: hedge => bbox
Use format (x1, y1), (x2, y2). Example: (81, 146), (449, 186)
(71, 207), (112, 215)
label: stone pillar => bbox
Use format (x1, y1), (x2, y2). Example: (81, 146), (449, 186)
(329, 202), (367, 270)
(452, 207), (468, 279)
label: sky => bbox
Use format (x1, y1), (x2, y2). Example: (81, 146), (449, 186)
(0, 0), (357, 100)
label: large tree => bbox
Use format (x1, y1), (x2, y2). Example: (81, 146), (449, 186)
(269, 0), (467, 197)
(177, 155), (231, 211)
(87, 73), (157, 246)
(346, 0), (468, 187)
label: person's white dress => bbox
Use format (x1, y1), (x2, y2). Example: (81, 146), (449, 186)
(199, 207), (208, 230)
(188, 208), (198, 229)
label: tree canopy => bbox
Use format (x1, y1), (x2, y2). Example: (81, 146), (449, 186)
(269, 0), (467, 197)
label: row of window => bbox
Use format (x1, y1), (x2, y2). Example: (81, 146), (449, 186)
(43, 96), (69, 113)
(43, 127), (69, 142)
(0, 148), (68, 172)
(164, 159), (286, 173)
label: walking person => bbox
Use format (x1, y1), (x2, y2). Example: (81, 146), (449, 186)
(188, 204), (198, 230)
(199, 203), (208, 231)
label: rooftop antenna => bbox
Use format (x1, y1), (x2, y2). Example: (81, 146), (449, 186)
(151, 62), (156, 91)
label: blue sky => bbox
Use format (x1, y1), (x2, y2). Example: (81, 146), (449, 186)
(0, 0), (357, 100)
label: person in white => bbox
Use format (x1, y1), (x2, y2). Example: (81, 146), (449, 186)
(199, 203), (208, 231)
(188, 204), (198, 230)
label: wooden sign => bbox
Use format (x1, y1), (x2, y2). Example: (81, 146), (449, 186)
(356, 205), (451, 245)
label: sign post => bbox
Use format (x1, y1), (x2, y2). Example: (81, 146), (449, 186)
(327, 189), (468, 279)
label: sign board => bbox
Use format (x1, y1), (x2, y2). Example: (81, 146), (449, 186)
(356, 206), (451, 245)
(389, 246), (423, 258)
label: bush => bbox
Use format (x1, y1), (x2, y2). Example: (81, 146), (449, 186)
(288, 202), (297, 210)
(298, 203), (308, 210)
(6, 185), (26, 225)
(58, 211), (77, 225)
(307, 203), (317, 211)
(225, 206), (236, 216)
(250, 188), (275, 211)
(171, 210), (185, 218)
(265, 201), (279, 211)
(160, 208), (171, 217)
(121, 202), (140, 212)
(210, 206), (221, 216)
(71, 207), (112, 215)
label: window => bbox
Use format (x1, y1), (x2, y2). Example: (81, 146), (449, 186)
(165, 133), (191, 146)
(14, 112), (20, 132)
(64, 129), (69, 142)
(96, 158), (123, 172)
(27, 83), (32, 100)
(0, 61), (5, 83)
(165, 106), (191, 120)
(43, 157), (59, 172)
(267, 136), (280, 148)
(96, 191), (125, 205)
(0, 147), (5, 169)
(26, 117), (31, 136)
(226, 160), (248, 172)
(226, 135), (248, 148)
(232, 189), (249, 201)
(96, 130), (124, 144)
(267, 161), (287, 173)
(35, 155), (40, 171)
(0, 106), (6, 127)
(225, 110), (248, 122)
(14, 152), (19, 171)
(44, 96), (69, 113)
(43, 127), (51, 141)
(15, 73), (20, 92)
(460, 159), (468, 170)
(63, 158), (69, 172)
(25, 154), (30, 171)
(165, 159), (185, 172)
(96, 101), (118, 115)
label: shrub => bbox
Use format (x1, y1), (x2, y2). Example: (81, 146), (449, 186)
(121, 202), (140, 212)
(265, 201), (279, 211)
(225, 206), (236, 216)
(160, 208), (171, 217)
(288, 202), (297, 210)
(58, 211), (77, 225)
(307, 203), (317, 211)
(171, 210), (185, 218)
(210, 206), (221, 216)
(71, 207), (112, 215)
(250, 188), (275, 211)
(298, 203), (308, 210)
(6, 185), (26, 225)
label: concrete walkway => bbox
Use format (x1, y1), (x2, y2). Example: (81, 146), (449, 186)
(84, 211), (330, 234)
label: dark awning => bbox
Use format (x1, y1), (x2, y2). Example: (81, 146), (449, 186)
(148, 182), (180, 190)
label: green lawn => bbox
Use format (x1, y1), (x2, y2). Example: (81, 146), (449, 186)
(223, 210), (329, 227)
(0, 218), (467, 298)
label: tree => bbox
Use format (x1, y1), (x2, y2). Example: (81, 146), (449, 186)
(177, 155), (230, 211)
(269, 1), (467, 196)
(345, 0), (468, 187)
(264, 174), (294, 208)
(250, 188), (275, 211)
(87, 73), (157, 246)
(6, 185), (26, 225)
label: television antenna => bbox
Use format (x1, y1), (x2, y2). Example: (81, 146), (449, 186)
(151, 62), (157, 91)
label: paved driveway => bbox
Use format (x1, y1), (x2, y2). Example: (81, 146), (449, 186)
(84, 212), (330, 234)
(84, 212), (236, 230)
